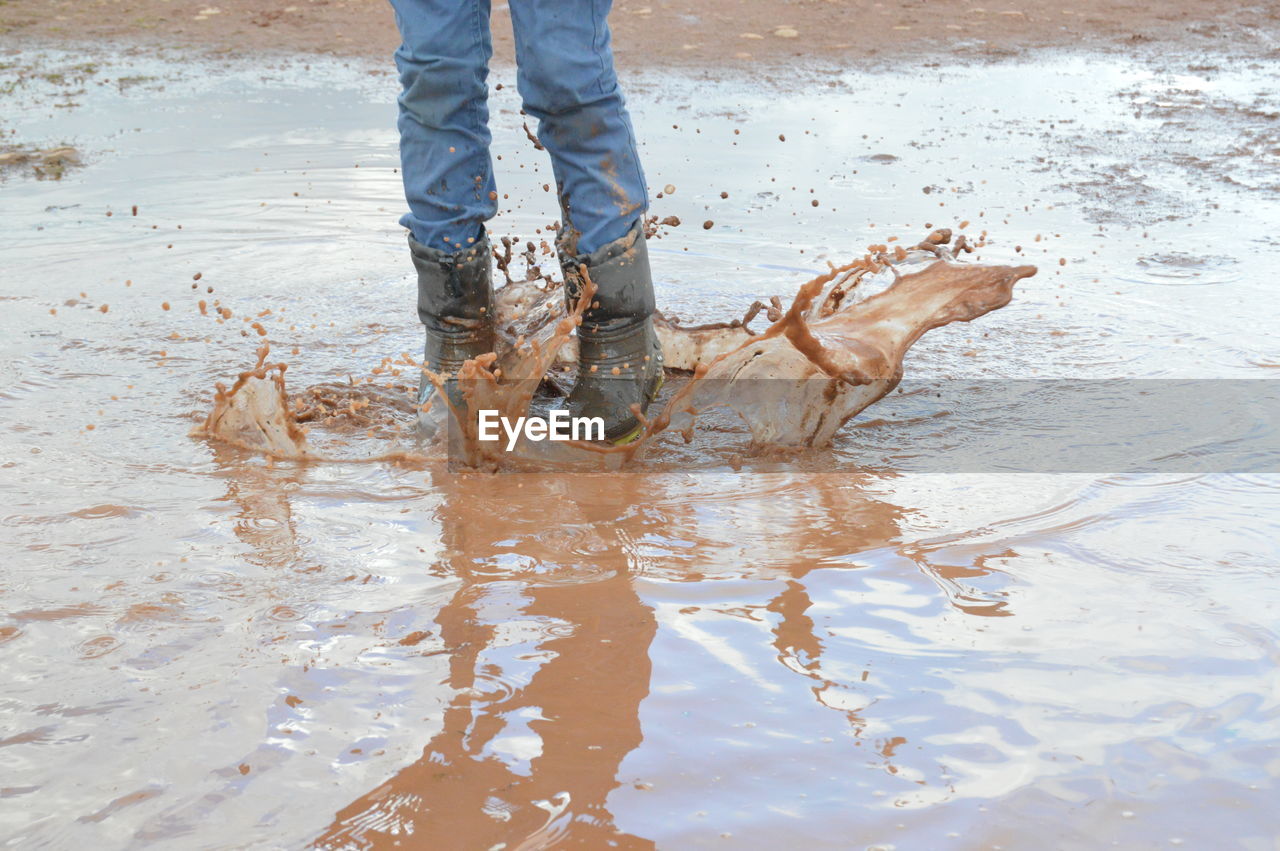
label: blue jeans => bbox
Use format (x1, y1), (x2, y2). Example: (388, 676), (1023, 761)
(390, 0), (648, 256)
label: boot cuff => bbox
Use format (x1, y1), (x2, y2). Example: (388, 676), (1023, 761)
(410, 232), (494, 328)
(561, 220), (655, 322)
(560, 219), (643, 271)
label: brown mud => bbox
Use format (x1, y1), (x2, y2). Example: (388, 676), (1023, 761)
(200, 348), (317, 459)
(657, 237), (1036, 446)
(199, 231), (1035, 465)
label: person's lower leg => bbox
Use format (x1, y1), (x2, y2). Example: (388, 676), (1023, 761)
(560, 223), (663, 443)
(390, 0), (498, 425)
(509, 0), (661, 442)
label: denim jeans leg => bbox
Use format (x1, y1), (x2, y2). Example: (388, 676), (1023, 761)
(390, 0), (497, 252)
(508, 0), (648, 255)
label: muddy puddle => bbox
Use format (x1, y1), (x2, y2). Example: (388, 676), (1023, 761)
(2, 47), (1279, 847)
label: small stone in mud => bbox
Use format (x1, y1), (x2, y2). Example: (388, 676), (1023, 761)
(703, 220), (714, 230)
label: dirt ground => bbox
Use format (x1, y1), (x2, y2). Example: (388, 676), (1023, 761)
(3, 0), (1279, 69)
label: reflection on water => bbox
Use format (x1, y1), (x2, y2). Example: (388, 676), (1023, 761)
(313, 472), (910, 848)
(2, 47), (1280, 848)
(319, 474), (662, 848)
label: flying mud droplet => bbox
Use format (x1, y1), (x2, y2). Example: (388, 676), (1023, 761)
(522, 122), (545, 151)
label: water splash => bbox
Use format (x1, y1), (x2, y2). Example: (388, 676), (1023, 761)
(199, 230), (1035, 464)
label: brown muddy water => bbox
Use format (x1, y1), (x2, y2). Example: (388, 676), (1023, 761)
(3, 47), (1280, 848)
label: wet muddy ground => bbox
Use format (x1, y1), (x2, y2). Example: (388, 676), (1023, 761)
(3, 47), (1279, 847)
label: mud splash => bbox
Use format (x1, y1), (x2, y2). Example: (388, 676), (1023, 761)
(196, 348), (317, 458)
(656, 233), (1036, 446)
(200, 230), (1035, 464)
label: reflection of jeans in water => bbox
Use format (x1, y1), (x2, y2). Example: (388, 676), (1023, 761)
(389, 0), (648, 255)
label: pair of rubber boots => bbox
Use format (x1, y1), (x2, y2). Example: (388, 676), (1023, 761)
(410, 222), (664, 445)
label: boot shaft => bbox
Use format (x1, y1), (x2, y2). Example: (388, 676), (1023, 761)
(558, 221), (664, 443)
(409, 233), (495, 377)
(409, 233), (494, 334)
(559, 221), (656, 330)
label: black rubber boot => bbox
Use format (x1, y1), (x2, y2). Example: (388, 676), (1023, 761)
(409, 233), (495, 429)
(560, 222), (664, 444)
